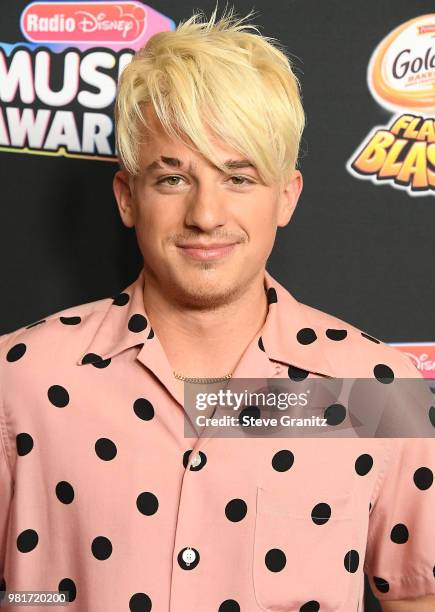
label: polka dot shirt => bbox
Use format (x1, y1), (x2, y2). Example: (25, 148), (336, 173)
(0, 267), (433, 611)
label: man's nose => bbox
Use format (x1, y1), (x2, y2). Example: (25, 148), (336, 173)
(184, 183), (227, 230)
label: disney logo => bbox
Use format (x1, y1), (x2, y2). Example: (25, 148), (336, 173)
(406, 352), (435, 372)
(76, 10), (139, 39)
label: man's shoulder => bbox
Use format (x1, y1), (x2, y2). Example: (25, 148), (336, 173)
(0, 293), (112, 363)
(297, 299), (421, 379)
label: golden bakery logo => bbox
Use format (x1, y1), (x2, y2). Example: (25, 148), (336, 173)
(347, 14), (435, 197)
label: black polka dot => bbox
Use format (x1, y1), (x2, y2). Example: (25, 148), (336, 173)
(128, 314), (147, 333)
(344, 549), (359, 572)
(17, 529), (38, 552)
(355, 453), (373, 476)
(267, 287), (277, 304)
(16, 433), (33, 456)
(288, 365), (309, 381)
(81, 353), (98, 364)
(258, 337), (265, 352)
(93, 357), (111, 369)
(297, 328), (317, 345)
(373, 364), (394, 384)
(6, 343), (26, 362)
(183, 450), (192, 468)
(361, 332), (380, 344)
(429, 406), (435, 427)
(134, 398), (155, 421)
(311, 502), (331, 525)
(272, 449), (294, 472)
(324, 403), (346, 425)
(265, 548), (286, 572)
(58, 578), (76, 602)
(239, 406), (261, 428)
(47, 385), (70, 408)
(113, 292), (130, 306)
(300, 602), (320, 612)
(56, 481), (75, 504)
(147, 328), (154, 339)
(91, 536), (112, 560)
(0, 577), (6, 600)
(390, 523), (408, 544)
(136, 492), (159, 516)
(81, 353), (111, 368)
(26, 319), (46, 329)
(413, 467), (433, 490)
(373, 576), (389, 593)
(129, 592), (152, 612)
(95, 438), (117, 461)
(326, 328), (347, 341)
(60, 316), (81, 325)
(225, 499), (247, 522)
(219, 600), (240, 612)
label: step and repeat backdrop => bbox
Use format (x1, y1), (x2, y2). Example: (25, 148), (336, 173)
(0, 1), (434, 610)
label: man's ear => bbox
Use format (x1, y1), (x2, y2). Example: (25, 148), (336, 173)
(113, 169), (136, 228)
(277, 170), (303, 228)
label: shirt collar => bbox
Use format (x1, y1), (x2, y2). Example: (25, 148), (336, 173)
(77, 266), (335, 378)
(260, 271), (336, 377)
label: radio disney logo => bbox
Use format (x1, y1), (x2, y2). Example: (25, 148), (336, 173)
(405, 351), (435, 374)
(21, 1), (147, 44)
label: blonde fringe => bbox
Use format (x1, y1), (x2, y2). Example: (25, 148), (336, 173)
(115, 3), (305, 187)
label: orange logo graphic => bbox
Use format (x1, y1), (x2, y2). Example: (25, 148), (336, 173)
(369, 14), (435, 113)
(347, 14), (435, 196)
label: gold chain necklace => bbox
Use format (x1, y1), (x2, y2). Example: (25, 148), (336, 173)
(173, 371), (233, 383)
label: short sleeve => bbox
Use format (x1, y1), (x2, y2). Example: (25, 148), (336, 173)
(0, 383), (13, 584)
(363, 348), (435, 600)
(363, 436), (435, 600)
(0, 335), (13, 586)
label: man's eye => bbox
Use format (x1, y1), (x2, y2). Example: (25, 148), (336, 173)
(229, 176), (254, 185)
(156, 175), (254, 186)
(156, 176), (184, 186)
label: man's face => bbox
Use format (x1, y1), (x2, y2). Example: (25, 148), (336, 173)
(113, 105), (303, 309)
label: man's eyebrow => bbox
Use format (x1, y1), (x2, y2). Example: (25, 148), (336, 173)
(145, 156), (256, 173)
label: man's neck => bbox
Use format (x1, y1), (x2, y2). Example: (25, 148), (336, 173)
(142, 272), (269, 379)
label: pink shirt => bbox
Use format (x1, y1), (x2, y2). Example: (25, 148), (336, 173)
(0, 267), (433, 611)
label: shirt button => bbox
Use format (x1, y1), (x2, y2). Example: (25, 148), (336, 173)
(190, 452), (202, 468)
(178, 546), (200, 570)
(183, 449), (207, 471)
(182, 548), (197, 564)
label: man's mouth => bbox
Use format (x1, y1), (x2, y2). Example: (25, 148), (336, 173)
(177, 242), (238, 261)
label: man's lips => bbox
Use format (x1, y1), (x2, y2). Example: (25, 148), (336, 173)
(176, 243), (238, 261)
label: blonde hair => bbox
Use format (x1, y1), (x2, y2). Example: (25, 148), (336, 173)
(115, 4), (305, 187)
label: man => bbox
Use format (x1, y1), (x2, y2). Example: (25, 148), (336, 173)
(0, 6), (434, 612)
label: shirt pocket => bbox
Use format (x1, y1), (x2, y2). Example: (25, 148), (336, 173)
(252, 485), (356, 612)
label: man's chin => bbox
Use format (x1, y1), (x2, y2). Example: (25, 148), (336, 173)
(169, 276), (240, 309)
